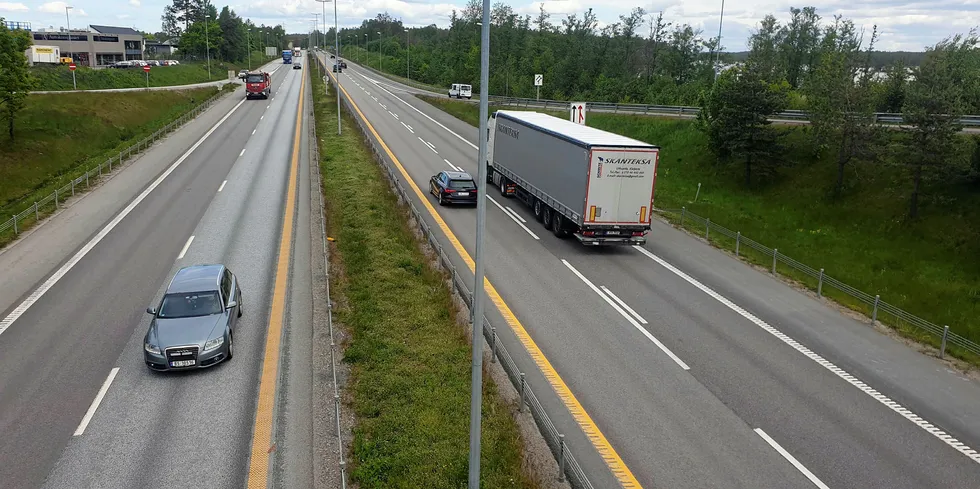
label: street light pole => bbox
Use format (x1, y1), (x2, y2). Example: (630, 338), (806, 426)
(317, 0), (341, 135)
(406, 27), (410, 80)
(468, 0), (491, 486)
(65, 5), (76, 90)
(246, 27), (251, 70)
(377, 31), (382, 72)
(204, 3), (211, 80)
(714, 0), (725, 81)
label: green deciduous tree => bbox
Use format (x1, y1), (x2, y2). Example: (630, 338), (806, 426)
(0, 18), (37, 140)
(901, 30), (979, 217)
(805, 17), (880, 198)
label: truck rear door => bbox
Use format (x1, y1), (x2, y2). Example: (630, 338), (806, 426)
(584, 148), (658, 226)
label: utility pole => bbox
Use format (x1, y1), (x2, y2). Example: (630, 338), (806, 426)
(468, 0), (491, 486)
(65, 6), (76, 90)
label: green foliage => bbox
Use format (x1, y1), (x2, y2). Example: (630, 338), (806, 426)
(0, 18), (37, 140)
(29, 60), (267, 91)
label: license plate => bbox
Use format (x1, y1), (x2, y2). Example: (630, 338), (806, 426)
(170, 360), (196, 367)
(457, 192), (469, 196)
(607, 231), (620, 235)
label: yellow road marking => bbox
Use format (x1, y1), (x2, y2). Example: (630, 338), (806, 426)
(326, 62), (642, 489)
(246, 66), (306, 488)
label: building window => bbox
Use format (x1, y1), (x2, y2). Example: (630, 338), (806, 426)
(124, 40), (141, 50)
(93, 35), (119, 43)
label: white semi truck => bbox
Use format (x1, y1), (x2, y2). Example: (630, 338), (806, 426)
(486, 110), (660, 246)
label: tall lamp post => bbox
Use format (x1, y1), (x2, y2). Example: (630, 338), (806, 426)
(203, 3), (211, 80)
(246, 27), (251, 70)
(377, 31), (383, 72)
(65, 5), (76, 90)
(316, 0), (341, 136)
(468, 0), (491, 486)
(406, 26), (410, 80)
(714, 0), (725, 81)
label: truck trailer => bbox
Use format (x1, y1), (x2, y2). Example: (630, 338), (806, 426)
(282, 50), (292, 64)
(25, 45), (60, 65)
(487, 110), (659, 246)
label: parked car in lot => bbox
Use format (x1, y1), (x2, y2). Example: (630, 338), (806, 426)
(143, 264), (243, 371)
(429, 170), (478, 205)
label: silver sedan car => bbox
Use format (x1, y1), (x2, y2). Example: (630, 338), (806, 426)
(143, 264), (243, 371)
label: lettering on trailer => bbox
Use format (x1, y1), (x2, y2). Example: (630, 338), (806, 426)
(498, 123), (520, 139)
(596, 156), (653, 179)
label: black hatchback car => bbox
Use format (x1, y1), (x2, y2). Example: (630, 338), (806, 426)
(429, 171), (478, 205)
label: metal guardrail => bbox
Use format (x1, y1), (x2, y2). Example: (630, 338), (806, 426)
(0, 87), (232, 240)
(317, 54), (592, 488)
(658, 207), (980, 360)
(308, 72), (349, 488)
(486, 96), (980, 127)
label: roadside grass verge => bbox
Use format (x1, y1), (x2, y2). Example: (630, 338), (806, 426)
(31, 55), (276, 91)
(0, 85), (230, 248)
(312, 65), (538, 487)
(417, 94), (980, 364)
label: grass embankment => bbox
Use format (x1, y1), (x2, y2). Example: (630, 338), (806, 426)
(0, 86), (227, 246)
(418, 94), (980, 361)
(31, 55), (276, 91)
(312, 65), (537, 487)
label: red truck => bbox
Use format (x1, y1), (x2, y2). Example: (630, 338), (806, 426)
(244, 72), (272, 99)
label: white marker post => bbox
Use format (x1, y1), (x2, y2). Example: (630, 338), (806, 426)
(569, 101), (587, 125)
(534, 73), (542, 101)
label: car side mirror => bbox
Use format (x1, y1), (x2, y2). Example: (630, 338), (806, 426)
(146, 307), (157, 315)
(226, 300), (238, 310)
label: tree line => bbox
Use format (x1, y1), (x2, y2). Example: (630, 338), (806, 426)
(160, 0), (285, 63)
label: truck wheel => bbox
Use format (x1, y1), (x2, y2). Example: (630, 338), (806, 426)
(533, 199), (544, 222)
(542, 207), (553, 228)
(552, 214), (569, 238)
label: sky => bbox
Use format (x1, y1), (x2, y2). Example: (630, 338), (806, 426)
(3, 0), (979, 51)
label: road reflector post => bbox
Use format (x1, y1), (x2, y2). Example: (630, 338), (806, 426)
(872, 295), (880, 323)
(818, 268), (825, 296)
(772, 248), (778, 274)
(34, 202), (38, 221)
(55, 189), (58, 209)
(681, 206), (686, 226)
(519, 372), (526, 412)
(705, 218), (710, 239)
(490, 327), (497, 363)
(736, 231), (741, 257)
(12, 215), (17, 234)
(940, 326), (949, 359)
(557, 433), (566, 482)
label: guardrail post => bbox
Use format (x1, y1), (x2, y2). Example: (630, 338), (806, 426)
(72, 178), (76, 196)
(490, 327), (497, 363)
(735, 232), (741, 257)
(772, 249), (778, 274)
(872, 295), (880, 323)
(705, 218), (710, 239)
(98, 163), (102, 178)
(557, 433), (566, 482)
(34, 202), (38, 221)
(108, 158), (112, 172)
(86, 171), (89, 187)
(119, 151), (123, 164)
(55, 189), (59, 209)
(681, 207), (686, 226)
(940, 326), (949, 359)
(12, 215), (16, 235)
(818, 269), (824, 296)
(519, 372), (527, 412)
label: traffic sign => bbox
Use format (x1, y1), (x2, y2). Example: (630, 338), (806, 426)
(569, 102), (587, 125)
(534, 74), (543, 86)
(68, 62), (76, 71)
(143, 65), (151, 73)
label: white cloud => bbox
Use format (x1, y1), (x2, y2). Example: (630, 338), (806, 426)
(129, 0), (140, 6)
(0, 2), (29, 11)
(38, 2), (86, 16)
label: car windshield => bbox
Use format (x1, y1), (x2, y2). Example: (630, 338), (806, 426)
(246, 74), (264, 83)
(158, 291), (223, 318)
(449, 179), (476, 190)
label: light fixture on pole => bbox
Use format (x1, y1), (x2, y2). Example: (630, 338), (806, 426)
(468, 0), (491, 486)
(65, 5), (76, 90)
(316, 0), (341, 136)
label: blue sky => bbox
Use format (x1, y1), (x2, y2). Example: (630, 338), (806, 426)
(4, 0), (978, 51)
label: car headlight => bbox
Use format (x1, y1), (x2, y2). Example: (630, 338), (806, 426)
(144, 342), (161, 355)
(203, 336), (224, 352)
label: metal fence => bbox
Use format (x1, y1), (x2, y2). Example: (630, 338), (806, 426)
(308, 67), (349, 489)
(317, 54), (593, 489)
(0, 88), (232, 240)
(658, 207), (980, 360)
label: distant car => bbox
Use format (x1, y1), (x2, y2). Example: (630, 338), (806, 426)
(429, 170), (478, 205)
(332, 63), (342, 73)
(238, 69), (249, 79)
(330, 54), (335, 59)
(340, 60), (347, 69)
(449, 83), (472, 99)
(293, 62), (302, 70)
(143, 264), (243, 371)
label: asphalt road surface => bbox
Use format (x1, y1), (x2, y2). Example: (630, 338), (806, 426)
(321, 53), (980, 489)
(0, 58), (317, 489)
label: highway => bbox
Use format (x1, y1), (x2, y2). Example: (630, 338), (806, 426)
(0, 57), (318, 488)
(320, 52), (980, 489)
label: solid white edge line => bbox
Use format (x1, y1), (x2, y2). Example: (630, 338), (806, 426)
(504, 206), (527, 223)
(73, 367), (120, 436)
(600, 285), (648, 324)
(631, 245), (980, 464)
(754, 428), (830, 489)
(218, 180), (227, 192)
(487, 196), (539, 240)
(0, 98), (246, 337)
(562, 259), (690, 370)
(177, 235), (195, 260)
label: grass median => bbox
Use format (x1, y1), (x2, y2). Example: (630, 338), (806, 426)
(0, 85), (230, 247)
(417, 94), (980, 363)
(312, 66), (538, 487)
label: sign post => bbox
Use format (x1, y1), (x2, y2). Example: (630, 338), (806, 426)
(143, 64), (150, 89)
(534, 73), (542, 101)
(569, 101), (587, 125)
(68, 62), (77, 90)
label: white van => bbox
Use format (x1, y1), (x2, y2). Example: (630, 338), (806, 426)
(449, 83), (472, 99)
